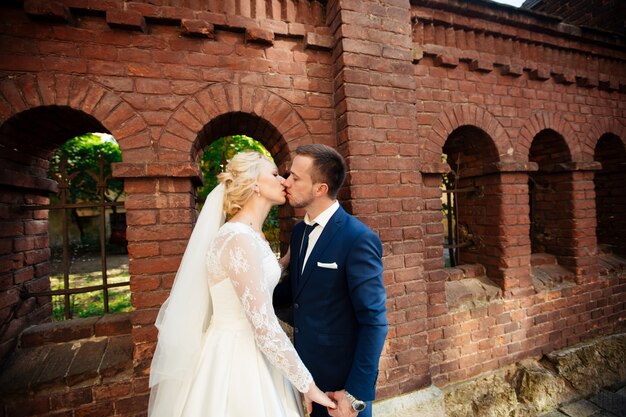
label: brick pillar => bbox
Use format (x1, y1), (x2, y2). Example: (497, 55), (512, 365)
(420, 166), (450, 388)
(112, 161), (202, 393)
(496, 170), (533, 293)
(569, 168), (600, 282)
(328, 0), (423, 398)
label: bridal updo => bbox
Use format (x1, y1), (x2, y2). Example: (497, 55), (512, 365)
(217, 151), (272, 216)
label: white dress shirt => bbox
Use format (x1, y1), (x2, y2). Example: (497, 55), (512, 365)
(301, 200), (340, 272)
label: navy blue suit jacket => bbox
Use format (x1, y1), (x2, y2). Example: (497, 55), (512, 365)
(274, 206), (388, 415)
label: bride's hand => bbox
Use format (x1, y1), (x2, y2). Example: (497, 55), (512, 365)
(304, 382), (336, 414)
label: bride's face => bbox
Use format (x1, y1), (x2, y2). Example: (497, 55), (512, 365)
(257, 159), (286, 205)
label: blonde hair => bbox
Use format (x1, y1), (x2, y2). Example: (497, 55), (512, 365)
(217, 151), (272, 216)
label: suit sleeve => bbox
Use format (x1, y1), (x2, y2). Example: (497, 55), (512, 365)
(344, 229), (388, 401)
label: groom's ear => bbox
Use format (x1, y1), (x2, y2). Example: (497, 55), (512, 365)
(315, 183), (329, 196)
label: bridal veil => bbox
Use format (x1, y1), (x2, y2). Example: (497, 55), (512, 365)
(148, 184), (225, 417)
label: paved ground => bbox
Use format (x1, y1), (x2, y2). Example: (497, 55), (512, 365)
(540, 385), (626, 417)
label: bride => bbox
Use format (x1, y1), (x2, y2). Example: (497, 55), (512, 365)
(148, 151), (335, 417)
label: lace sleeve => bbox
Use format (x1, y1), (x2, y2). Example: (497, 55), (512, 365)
(220, 231), (313, 393)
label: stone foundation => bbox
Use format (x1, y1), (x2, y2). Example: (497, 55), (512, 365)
(374, 332), (626, 417)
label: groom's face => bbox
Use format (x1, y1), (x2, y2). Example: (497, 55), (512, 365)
(284, 155), (317, 209)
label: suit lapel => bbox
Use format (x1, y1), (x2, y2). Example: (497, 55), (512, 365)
(295, 207), (347, 299)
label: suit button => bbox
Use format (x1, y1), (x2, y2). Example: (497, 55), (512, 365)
(294, 327), (299, 333)
(294, 303), (299, 309)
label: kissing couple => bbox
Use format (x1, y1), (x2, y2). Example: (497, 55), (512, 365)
(148, 144), (388, 417)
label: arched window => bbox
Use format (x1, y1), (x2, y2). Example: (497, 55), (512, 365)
(527, 129), (580, 285)
(0, 105), (131, 366)
(442, 126), (500, 282)
(47, 133), (129, 320)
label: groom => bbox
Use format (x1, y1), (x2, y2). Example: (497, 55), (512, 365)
(274, 144), (388, 417)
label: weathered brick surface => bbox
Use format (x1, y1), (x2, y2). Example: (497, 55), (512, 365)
(0, 322), (134, 417)
(0, 0), (625, 415)
(180, 19), (214, 39)
(65, 340), (108, 386)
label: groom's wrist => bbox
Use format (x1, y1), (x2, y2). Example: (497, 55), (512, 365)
(344, 390), (366, 413)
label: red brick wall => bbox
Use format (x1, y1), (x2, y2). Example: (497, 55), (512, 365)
(429, 275), (625, 387)
(410, 0), (626, 393)
(0, 0), (625, 415)
(0, 187), (52, 361)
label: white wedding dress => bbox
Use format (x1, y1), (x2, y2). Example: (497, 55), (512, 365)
(178, 221), (311, 417)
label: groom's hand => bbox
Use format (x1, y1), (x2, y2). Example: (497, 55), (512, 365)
(326, 390), (357, 417)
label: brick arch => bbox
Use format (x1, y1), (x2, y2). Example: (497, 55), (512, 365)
(0, 74), (147, 367)
(422, 104), (510, 165)
(584, 117), (626, 158)
(517, 111), (581, 162)
(0, 74), (148, 156)
(161, 83), (309, 162)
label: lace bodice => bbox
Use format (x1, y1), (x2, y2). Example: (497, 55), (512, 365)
(205, 222), (313, 393)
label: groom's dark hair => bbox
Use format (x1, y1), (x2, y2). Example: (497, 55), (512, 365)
(295, 144), (346, 198)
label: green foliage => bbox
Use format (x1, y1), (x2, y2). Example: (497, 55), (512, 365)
(49, 133), (123, 203)
(198, 135), (272, 202)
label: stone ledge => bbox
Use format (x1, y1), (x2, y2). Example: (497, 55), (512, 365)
(0, 334), (133, 394)
(531, 254), (576, 293)
(20, 313), (131, 348)
(0, 168), (58, 193)
(445, 274), (502, 312)
(445, 278), (502, 311)
(598, 251), (626, 277)
(540, 161), (603, 173)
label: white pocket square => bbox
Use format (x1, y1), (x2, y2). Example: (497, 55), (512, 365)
(317, 262), (338, 269)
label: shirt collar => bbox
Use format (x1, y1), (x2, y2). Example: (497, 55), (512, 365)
(304, 200), (340, 229)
